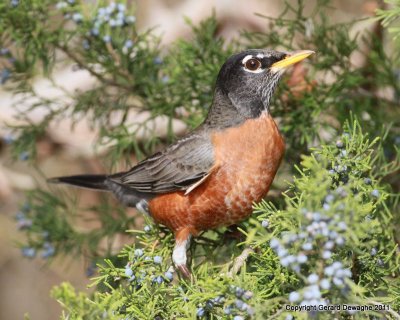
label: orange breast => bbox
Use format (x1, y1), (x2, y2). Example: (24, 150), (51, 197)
(148, 112), (285, 235)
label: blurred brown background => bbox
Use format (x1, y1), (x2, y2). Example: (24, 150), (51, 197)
(0, 1), (379, 319)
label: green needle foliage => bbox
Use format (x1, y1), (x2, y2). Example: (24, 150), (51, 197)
(49, 120), (399, 320)
(1, 0), (399, 319)
(377, 0), (400, 53)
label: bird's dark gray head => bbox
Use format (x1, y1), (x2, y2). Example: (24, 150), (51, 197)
(204, 49), (313, 128)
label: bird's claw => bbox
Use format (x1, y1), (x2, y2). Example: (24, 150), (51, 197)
(177, 264), (192, 279)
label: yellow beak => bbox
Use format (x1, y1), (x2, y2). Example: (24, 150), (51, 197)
(271, 50), (315, 71)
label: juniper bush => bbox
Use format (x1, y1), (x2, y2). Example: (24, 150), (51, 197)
(1, 0), (399, 319)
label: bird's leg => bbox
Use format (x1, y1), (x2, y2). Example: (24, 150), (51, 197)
(223, 224), (245, 242)
(173, 228), (192, 279)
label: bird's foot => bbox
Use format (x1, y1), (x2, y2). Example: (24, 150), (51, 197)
(177, 264), (192, 279)
(173, 228), (193, 280)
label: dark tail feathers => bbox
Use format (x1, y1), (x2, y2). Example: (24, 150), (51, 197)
(48, 174), (109, 191)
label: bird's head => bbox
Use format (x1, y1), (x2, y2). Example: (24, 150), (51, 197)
(214, 49), (314, 119)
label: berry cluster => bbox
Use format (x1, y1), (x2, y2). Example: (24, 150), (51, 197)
(16, 204), (56, 259)
(123, 247), (175, 289)
(55, 0), (76, 14)
(92, 3), (135, 31)
(271, 205), (348, 267)
(86, 261), (98, 277)
(1, 68), (10, 85)
(1, 131), (30, 160)
(331, 134), (382, 208)
(0, 47), (14, 85)
(327, 135), (355, 184)
(329, 134), (380, 199)
(16, 209), (33, 230)
(87, 2), (135, 52)
(268, 186), (356, 309)
(0, 109), (30, 160)
(21, 247), (36, 258)
(56, 1), (136, 52)
(41, 241), (56, 258)
(19, 151), (29, 161)
(196, 285), (254, 318)
(10, 0), (19, 8)
(288, 261), (351, 307)
(264, 132), (384, 313)
(195, 296), (225, 318)
(21, 240), (55, 259)
(270, 205), (352, 306)
(2, 132), (15, 145)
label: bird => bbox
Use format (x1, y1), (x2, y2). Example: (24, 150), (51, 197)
(49, 49), (314, 278)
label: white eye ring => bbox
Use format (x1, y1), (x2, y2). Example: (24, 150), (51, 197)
(242, 55), (253, 64)
(242, 55), (263, 73)
(243, 56), (264, 73)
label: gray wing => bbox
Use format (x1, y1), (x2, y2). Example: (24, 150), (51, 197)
(108, 133), (215, 194)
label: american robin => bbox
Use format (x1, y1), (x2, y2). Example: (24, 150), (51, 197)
(49, 49), (314, 277)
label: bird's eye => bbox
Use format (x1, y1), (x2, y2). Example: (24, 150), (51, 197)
(244, 58), (262, 71)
